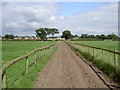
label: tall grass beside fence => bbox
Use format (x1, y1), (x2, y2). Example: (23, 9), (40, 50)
(67, 42), (120, 86)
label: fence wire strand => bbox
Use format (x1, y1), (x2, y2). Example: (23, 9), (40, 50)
(1, 42), (58, 88)
(71, 42), (119, 68)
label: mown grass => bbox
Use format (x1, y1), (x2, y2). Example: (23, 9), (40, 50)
(73, 41), (120, 69)
(2, 41), (57, 88)
(67, 42), (120, 86)
(74, 41), (119, 51)
(2, 41), (56, 61)
(10, 45), (58, 88)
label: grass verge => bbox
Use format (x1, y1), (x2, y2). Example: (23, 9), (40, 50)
(10, 45), (58, 88)
(67, 42), (120, 86)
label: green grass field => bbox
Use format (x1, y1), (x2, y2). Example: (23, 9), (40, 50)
(2, 41), (56, 61)
(73, 41), (119, 51)
(2, 41), (57, 88)
(73, 41), (120, 67)
(11, 45), (58, 88)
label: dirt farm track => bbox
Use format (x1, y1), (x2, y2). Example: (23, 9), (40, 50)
(33, 41), (112, 88)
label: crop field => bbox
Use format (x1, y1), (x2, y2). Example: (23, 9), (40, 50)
(72, 41), (120, 68)
(2, 41), (57, 88)
(2, 41), (56, 61)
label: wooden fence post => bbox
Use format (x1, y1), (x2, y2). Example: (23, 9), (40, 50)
(79, 45), (81, 50)
(83, 45), (85, 52)
(2, 71), (6, 88)
(34, 51), (37, 64)
(25, 56), (28, 75)
(45, 48), (47, 55)
(93, 48), (94, 59)
(39, 49), (41, 58)
(80, 45), (82, 51)
(90, 47), (91, 54)
(39, 49), (42, 59)
(83, 45), (84, 52)
(46, 48), (49, 55)
(41, 49), (43, 57)
(81, 45), (83, 52)
(116, 50), (119, 69)
(88, 47), (89, 53)
(114, 49), (117, 67)
(101, 47), (104, 61)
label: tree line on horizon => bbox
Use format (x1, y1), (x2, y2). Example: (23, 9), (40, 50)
(76, 33), (119, 40)
(1, 28), (119, 40)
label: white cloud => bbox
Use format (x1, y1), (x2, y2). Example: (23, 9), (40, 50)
(56, 2), (118, 35)
(2, 2), (59, 36)
(2, 0), (120, 2)
(2, 2), (118, 36)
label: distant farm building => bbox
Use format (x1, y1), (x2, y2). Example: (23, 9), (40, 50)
(47, 37), (62, 40)
(14, 37), (41, 40)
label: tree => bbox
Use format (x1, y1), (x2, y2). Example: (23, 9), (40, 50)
(74, 35), (78, 37)
(35, 28), (47, 40)
(106, 34), (118, 39)
(44, 28), (59, 37)
(80, 34), (88, 38)
(44, 28), (51, 35)
(100, 34), (106, 40)
(96, 35), (100, 39)
(88, 35), (95, 38)
(15, 35), (18, 37)
(62, 30), (73, 40)
(4, 34), (14, 40)
(50, 28), (59, 37)
(35, 28), (59, 40)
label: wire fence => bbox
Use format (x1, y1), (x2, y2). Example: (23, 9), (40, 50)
(69, 42), (120, 69)
(1, 42), (58, 88)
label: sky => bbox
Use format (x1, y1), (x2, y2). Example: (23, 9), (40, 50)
(1, 2), (118, 36)
(58, 2), (105, 16)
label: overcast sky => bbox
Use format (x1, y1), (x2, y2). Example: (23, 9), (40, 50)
(1, 2), (118, 36)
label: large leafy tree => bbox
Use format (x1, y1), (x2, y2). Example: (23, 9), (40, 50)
(50, 28), (59, 37)
(35, 28), (59, 40)
(44, 28), (51, 35)
(35, 28), (47, 40)
(4, 34), (14, 40)
(62, 30), (73, 40)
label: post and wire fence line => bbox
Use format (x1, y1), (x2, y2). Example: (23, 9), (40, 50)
(0, 42), (59, 88)
(69, 42), (120, 69)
